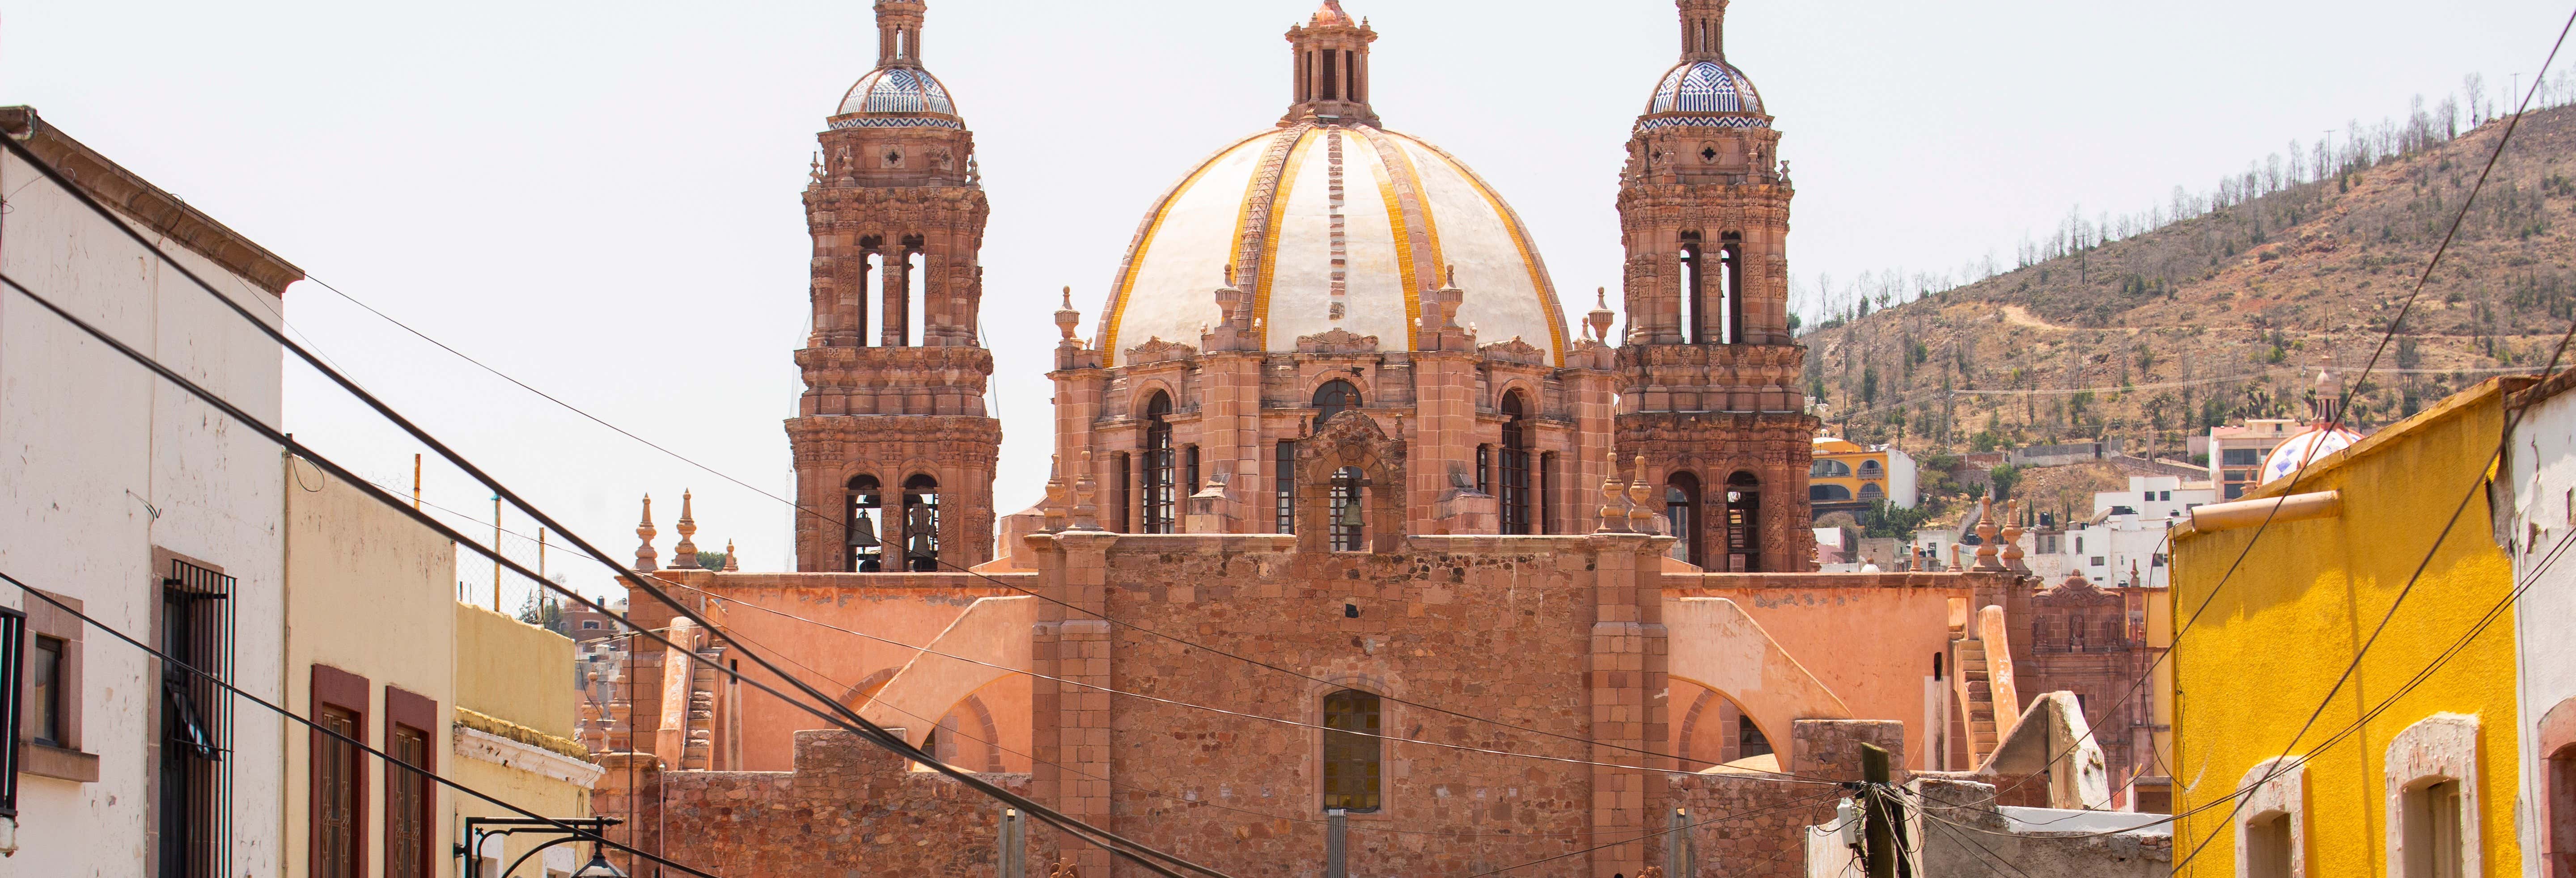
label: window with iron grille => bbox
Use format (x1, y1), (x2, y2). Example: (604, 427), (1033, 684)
(384, 685), (437, 878)
(1141, 393), (1176, 534)
(1500, 394), (1532, 535)
(160, 556), (233, 878)
(1275, 441), (1296, 535)
(1321, 689), (1381, 812)
(314, 705), (361, 878)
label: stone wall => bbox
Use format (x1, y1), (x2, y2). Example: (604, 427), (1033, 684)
(1027, 532), (1677, 877)
(595, 731), (1049, 878)
(1661, 720), (1904, 878)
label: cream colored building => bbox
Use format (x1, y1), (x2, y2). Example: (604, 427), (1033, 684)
(1, 106), (299, 877)
(284, 457), (598, 877)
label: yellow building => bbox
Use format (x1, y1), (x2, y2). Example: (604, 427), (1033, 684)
(283, 455), (597, 878)
(1808, 435), (1917, 515)
(2169, 379), (2525, 877)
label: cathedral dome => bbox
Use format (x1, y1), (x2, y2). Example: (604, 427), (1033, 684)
(833, 67), (962, 129)
(1097, 123), (1569, 367)
(1643, 60), (1768, 127)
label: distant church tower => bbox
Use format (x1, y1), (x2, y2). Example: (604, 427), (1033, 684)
(788, 0), (998, 572)
(1615, 0), (1816, 571)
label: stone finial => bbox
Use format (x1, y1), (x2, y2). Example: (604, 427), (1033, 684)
(670, 490), (700, 569)
(1587, 287), (1616, 342)
(1055, 287), (1082, 342)
(1972, 497), (2000, 571)
(1598, 450), (1630, 533)
(1048, 863), (1081, 878)
(1042, 454), (1072, 532)
(1999, 500), (2026, 570)
(723, 540), (739, 572)
(1627, 454), (1659, 531)
(634, 494), (659, 572)
(1070, 450), (1104, 531)
(1445, 264), (1457, 289)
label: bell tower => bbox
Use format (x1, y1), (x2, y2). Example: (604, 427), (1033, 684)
(1614, 0), (1815, 572)
(788, 0), (999, 572)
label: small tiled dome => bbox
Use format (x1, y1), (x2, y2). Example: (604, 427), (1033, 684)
(835, 67), (960, 126)
(2260, 426), (2364, 485)
(1648, 60), (1765, 116)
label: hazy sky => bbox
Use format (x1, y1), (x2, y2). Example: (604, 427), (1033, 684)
(4, 0), (2563, 599)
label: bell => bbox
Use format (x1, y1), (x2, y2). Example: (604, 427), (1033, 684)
(846, 510), (878, 548)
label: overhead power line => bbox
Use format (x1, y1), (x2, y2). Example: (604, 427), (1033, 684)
(0, 157), (1230, 877)
(1979, 3), (2576, 809)
(0, 572), (725, 878)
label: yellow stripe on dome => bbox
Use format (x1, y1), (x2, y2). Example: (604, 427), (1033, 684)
(1099, 131), (1268, 367)
(1397, 133), (1569, 367)
(1354, 126), (1442, 353)
(1250, 127), (1320, 349)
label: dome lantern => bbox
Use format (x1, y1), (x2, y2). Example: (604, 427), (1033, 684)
(1282, 1), (1379, 127)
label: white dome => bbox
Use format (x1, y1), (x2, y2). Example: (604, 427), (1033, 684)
(1097, 122), (1570, 367)
(2260, 426), (2363, 484)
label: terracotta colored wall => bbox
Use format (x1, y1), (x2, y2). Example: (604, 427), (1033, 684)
(1669, 572), (1993, 770)
(621, 570), (1035, 773)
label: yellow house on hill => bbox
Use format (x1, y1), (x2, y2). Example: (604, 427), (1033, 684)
(1808, 435), (1916, 517)
(2169, 378), (2525, 876)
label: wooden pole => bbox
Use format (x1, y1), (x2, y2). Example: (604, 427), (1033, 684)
(412, 453), (422, 510)
(492, 495), (503, 613)
(1863, 743), (1897, 878)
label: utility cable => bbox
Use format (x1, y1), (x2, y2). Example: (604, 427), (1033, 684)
(267, 256), (1843, 786)
(380, 479), (1843, 792)
(0, 268), (1219, 878)
(0, 125), (1234, 878)
(1979, 9), (2576, 807)
(0, 571), (725, 878)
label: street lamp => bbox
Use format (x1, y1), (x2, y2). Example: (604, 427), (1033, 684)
(571, 844), (627, 878)
(458, 816), (625, 878)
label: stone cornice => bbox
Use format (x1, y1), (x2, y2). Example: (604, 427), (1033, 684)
(453, 724), (606, 788)
(1, 106), (303, 295)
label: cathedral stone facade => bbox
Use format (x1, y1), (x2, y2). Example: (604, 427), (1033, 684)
(600, 4), (2149, 877)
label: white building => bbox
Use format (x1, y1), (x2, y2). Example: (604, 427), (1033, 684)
(2490, 371), (2576, 877)
(1, 107), (300, 874)
(2015, 477), (2214, 589)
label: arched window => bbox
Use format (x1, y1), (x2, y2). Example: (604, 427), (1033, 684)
(900, 474), (940, 571)
(1810, 459), (1853, 478)
(1809, 484), (1852, 501)
(1322, 689), (1381, 812)
(1313, 380), (1362, 427)
(1719, 236), (1744, 344)
(847, 475), (885, 572)
(1726, 472), (1763, 573)
(1859, 482), (1885, 500)
(1859, 459), (1885, 479)
(1666, 472), (1702, 565)
(1500, 393), (1534, 535)
(1141, 393), (1176, 534)
(1680, 236), (1704, 344)
(1329, 467), (1368, 552)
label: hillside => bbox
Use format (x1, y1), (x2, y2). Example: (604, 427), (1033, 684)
(1801, 104), (2576, 460)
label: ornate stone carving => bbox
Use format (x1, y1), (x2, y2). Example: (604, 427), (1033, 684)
(1123, 336), (1199, 365)
(1478, 335), (1548, 366)
(1295, 328), (1381, 355)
